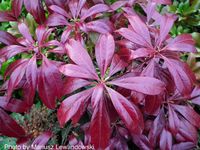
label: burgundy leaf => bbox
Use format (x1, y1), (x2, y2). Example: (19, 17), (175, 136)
(11, 0), (23, 18)
(164, 57), (194, 96)
(18, 22), (34, 44)
(0, 108), (26, 138)
(90, 92), (111, 149)
(109, 76), (165, 95)
(168, 105), (180, 135)
(57, 89), (93, 127)
(95, 33), (115, 77)
(0, 12), (16, 22)
(65, 39), (98, 79)
(49, 5), (70, 18)
(38, 56), (63, 109)
(106, 87), (142, 134)
(153, 0), (172, 5)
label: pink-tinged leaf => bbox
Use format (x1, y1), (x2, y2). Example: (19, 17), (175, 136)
(153, 0), (172, 5)
(191, 86), (200, 105)
(59, 64), (97, 80)
(57, 89), (93, 127)
(7, 62), (27, 100)
(116, 28), (151, 47)
(165, 34), (197, 53)
(159, 129), (172, 150)
(63, 77), (91, 95)
(11, 0), (23, 17)
(46, 13), (68, 26)
(0, 31), (18, 45)
(18, 22), (34, 44)
(31, 131), (52, 150)
(68, 0), (79, 19)
(109, 54), (128, 77)
(76, 0), (86, 17)
(145, 95), (162, 115)
(0, 12), (16, 22)
(168, 105), (180, 135)
(36, 26), (48, 45)
(4, 59), (27, 80)
(131, 48), (154, 59)
(61, 27), (72, 43)
(90, 95), (110, 149)
(24, 0), (46, 24)
(49, 5), (70, 18)
(172, 104), (200, 128)
(81, 4), (109, 20)
(177, 118), (198, 142)
(38, 56), (63, 109)
(0, 108), (26, 138)
(172, 142), (196, 150)
(110, 1), (127, 11)
(66, 39), (98, 79)
(132, 134), (152, 150)
(146, 1), (156, 23)
(164, 57), (194, 96)
(148, 109), (165, 146)
(0, 45), (28, 60)
(95, 33), (114, 77)
(109, 76), (165, 95)
(106, 87), (142, 134)
(0, 97), (28, 113)
(158, 14), (176, 45)
(91, 84), (104, 108)
(83, 19), (113, 34)
(26, 55), (37, 93)
(126, 15), (152, 47)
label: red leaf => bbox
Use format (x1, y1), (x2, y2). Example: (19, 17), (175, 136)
(106, 87), (142, 134)
(57, 89), (93, 127)
(90, 94), (111, 149)
(109, 76), (165, 95)
(164, 57), (194, 96)
(95, 33), (115, 77)
(38, 56), (63, 109)
(66, 39), (98, 79)
(11, 0), (23, 18)
(0, 108), (26, 138)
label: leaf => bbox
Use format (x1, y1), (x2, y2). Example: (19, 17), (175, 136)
(11, 0), (23, 18)
(90, 92), (111, 149)
(158, 14), (176, 45)
(106, 87), (142, 134)
(0, 31), (18, 45)
(81, 4), (109, 20)
(168, 105), (180, 135)
(126, 15), (152, 47)
(0, 108), (26, 138)
(164, 57), (194, 96)
(46, 13), (69, 27)
(59, 64), (97, 80)
(0, 12), (16, 22)
(66, 39), (98, 79)
(49, 5), (70, 18)
(165, 34), (197, 53)
(38, 56), (63, 109)
(57, 89), (93, 127)
(172, 104), (200, 128)
(18, 22), (34, 44)
(31, 131), (52, 150)
(95, 33), (115, 77)
(24, 0), (46, 24)
(159, 129), (173, 150)
(109, 76), (165, 95)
